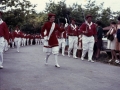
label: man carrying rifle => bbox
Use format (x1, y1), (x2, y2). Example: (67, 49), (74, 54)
(79, 14), (97, 62)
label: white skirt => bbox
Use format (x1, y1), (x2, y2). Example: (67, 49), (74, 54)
(107, 39), (116, 50)
(43, 46), (59, 54)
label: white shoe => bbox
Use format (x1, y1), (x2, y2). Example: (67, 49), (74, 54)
(108, 59), (113, 62)
(88, 60), (94, 63)
(115, 60), (120, 64)
(81, 57), (84, 60)
(68, 54), (70, 57)
(0, 66), (3, 69)
(73, 56), (78, 59)
(45, 63), (48, 66)
(62, 54), (65, 56)
(5, 49), (8, 51)
(55, 64), (60, 68)
(45, 58), (48, 65)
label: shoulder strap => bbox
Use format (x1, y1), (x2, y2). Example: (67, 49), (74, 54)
(48, 22), (55, 40)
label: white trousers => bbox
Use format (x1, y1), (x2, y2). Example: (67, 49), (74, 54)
(81, 35), (95, 60)
(23, 38), (26, 46)
(39, 39), (41, 45)
(35, 39), (38, 45)
(26, 38), (29, 45)
(41, 39), (44, 45)
(21, 38), (24, 46)
(58, 38), (66, 55)
(30, 39), (33, 45)
(9, 39), (14, 48)
(0, 37), (5, 66)
(58, 38), (66, 48)
(4, 39), (8, 51)
(68, 36), (78, 57)
(14, 37), (21, 52)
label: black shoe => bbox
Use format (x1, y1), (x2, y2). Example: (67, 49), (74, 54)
(0, 66), (3, 69)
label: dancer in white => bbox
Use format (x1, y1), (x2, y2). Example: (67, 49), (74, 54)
(13, 26), (22, 52)
(67, 18), (79, 59)
(0, 11), (9, 69)
(56, 23), (67, 56)
(30, 34), (34, 45)
(41, 13), (63, 68)
(9, 31), (14, 48)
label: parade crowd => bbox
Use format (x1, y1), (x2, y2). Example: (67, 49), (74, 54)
(0, 11), (120, 69)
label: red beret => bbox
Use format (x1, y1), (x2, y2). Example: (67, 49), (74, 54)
(86, 15), (92, 19)
(71, 18), (76, 22)
(48, 13), (55, 17)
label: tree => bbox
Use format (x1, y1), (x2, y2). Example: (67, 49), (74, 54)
(84, 0), (104, 22)
(1, 0), (37, 29)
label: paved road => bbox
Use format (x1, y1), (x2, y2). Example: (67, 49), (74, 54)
(0, 45), (120, 90)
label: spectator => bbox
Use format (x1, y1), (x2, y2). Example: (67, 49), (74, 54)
(107, 21), (119, 63)
(94, 21), (103, 60)
(116, 16), (120, 64)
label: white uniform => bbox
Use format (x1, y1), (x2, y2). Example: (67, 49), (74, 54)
(0, 37), (5, 67)
(58, 31), (66, 56)
(0, 18), (9, 68)
(80, 21), (97, 62)
(67, 24), (78, 59)
(13, 30), (22, 52)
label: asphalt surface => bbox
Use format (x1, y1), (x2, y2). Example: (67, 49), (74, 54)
(0, 45), (120, 90)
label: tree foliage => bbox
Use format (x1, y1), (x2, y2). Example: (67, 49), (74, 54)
(1, 0), (37, 32)
(1, 0), (120, 33)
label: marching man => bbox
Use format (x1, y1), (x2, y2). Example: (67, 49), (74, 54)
(35, 34), (38, 45)
(13, 26), (22, 52)
(23, 33), (27, 46)
(9, 31), (14, 48)
(67, 18), (79, 59)
(0, 11), (9, 69)
(21, 32), (25, 46)
(56, 22), (67, 56)
(30, 34), (34, 45)
(79, 14), (97, 62)
(26, 34), (30, 46)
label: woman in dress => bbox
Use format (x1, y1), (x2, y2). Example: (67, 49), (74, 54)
(106, 21), (119, 63)
(116, 16), (120, 64)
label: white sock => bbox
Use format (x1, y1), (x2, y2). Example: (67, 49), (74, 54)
(0, 52), (3, 66)
(73, 48), (77, 57)
(45, 52), (51, 63)
(54, 54), (59, 65)
(62, 47), (65, 55)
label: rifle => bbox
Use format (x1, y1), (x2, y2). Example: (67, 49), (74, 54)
(65, 18), (68, 28)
